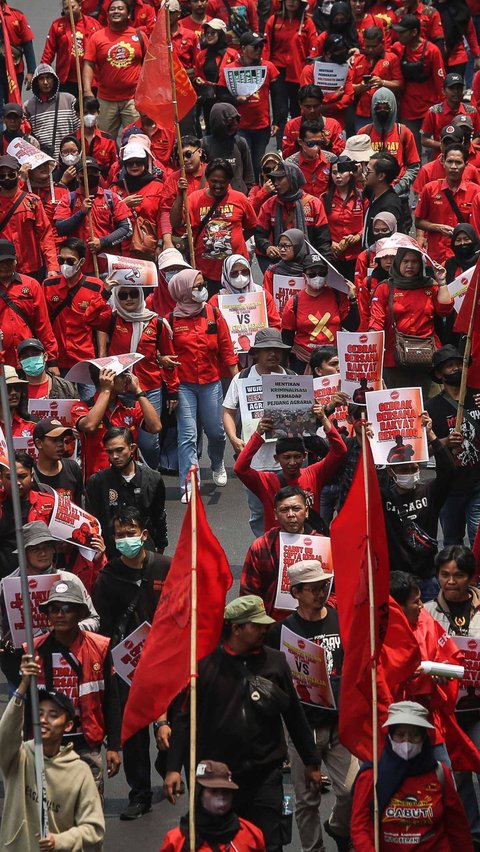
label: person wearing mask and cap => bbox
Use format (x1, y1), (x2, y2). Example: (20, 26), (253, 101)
(351, 700), (472, 850)
(421, 73), (480, 158)
(17, 338), (77, 400)
(322, 155), (365, 281)
(267, 559), (358, 852)
(41, 0), (101, 98)
(112, 142), (165, 261)
(168, 267), (238, 501)
(0, 103), (30, 155)
(281, 253), (358, 374)
(121, 112), (176, 170)
(24, 63), (80, 159)
(445, 224), (480, 284)
(54, 156), (132, 273)
(76, 96), (118, 179)
(0, 154), (59, 281)
(255, 162), (332, 266)
(451, 112), (480, 171)
(160, 137), (207, 250)
(161, 759), (265, 852)
(351, 26), (403, 131)
(193, 19), (237, 132)
(426, 345), (480, 548)
(201, 103), (255, 195)
(300, 34), (354, 131)
(164, 594), (322, 852)
(148, 246), (193, 321)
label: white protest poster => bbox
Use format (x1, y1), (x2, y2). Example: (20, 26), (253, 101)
(453, 636), (480, 704)
(28, 399), (79, 426)
(65, 352), (144, 385)
(111, 622), (151, 686)
(313, 61), (348, 92)
(281, 625), (336, 709)
(217, 291), (267, 353)
(7, 138), (53, 170)
(366, 387), (428, 465)
(272, 273), (304, 315)
(224, 65), (267, 97)
(238, 375), (266, 443)
(448, 266), (475, 313)
(337, 331), (384, 401)
(3, 574), (60, 646)
(49, 651), (80, 713)
(104, 253), (158, 287)
(275, 532), (333, 611)
(13, 434), (38, 461)
(262, 374), (316, 438)
(48, 491), (101, 561)
(313, 374), (350, 436)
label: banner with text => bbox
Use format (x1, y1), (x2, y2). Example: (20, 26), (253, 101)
(313, 373), (349, 436)
(238, 375), (266, 442)
(313, 61), (348, 92)
(112, 622), (151, 686)
(453, 636), (480, 705)
(281, 624), (336, 708)
(3, 574), (60, 646)
(218, 291), (267, 354)
(48, 491), (101, 561)
(28, 398), (79, 427)
(262, 374), (316, 439)
(337, 331), (384, 401)
(272, 273), (304, 315)
(366, 387), (428, 465)
(275, 532), (333, 610)
(13, 434), (38, 461)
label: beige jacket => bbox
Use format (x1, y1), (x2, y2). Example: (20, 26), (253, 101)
(0, 697), (104, 851)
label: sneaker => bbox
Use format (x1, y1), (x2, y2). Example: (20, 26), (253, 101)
(212, 463), (227, 487)
(120, 801), (152, 820)
(180, 491), (190, 504)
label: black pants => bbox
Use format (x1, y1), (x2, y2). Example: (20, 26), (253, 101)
(275, 68), (300, 145)
(117, 676), (152, 804)
(234, 764), (285, 852)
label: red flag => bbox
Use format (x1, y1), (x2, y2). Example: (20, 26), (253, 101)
(0, 8), (21, 106)
(134, 1), (197, 131)
(454, 255), (480, 334)
(121, 476), (232, 742)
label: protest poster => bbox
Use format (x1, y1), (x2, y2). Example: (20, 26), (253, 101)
(262, 374), (316, 439)
(453, 636), (480, 705)
(238, 374), (268, 443)
(272, 273), (304, 315)
(0, 424), (9, 467)
(7, 138), (53, 170)
(50, 652), (80, 712)
(217, 291), (267, 353)
(28, 398), (79, 426)
(13, 433), (38, 461)
(275, 532), (333, 610)
(366, 387), (428, 465)
(111, 622), (151, 686)
(65, 352), (144, 385)
(313, 61), (348, 92)
(280, 624), (336, 709)
(3, 574), (60, 646)
(337, 331), (384, 402)
(224, 65), (267, 97)
(447, 266), (475, 313)
(104, 253), (158, 287)
(48, 491), (101, 561)
(313, 374), (349, 436)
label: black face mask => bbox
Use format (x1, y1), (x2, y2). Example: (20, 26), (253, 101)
(443, 371), (462, 386)
(332, 52), (348, 64)
(83, 177), (99, 192)
(375, 109), (391, 126)
(454, 242), (475, 259)
(0, 177), (18, 191)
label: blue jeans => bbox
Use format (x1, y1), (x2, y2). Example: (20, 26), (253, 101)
(456, 716), (480, 843)
(237, 127), (272, 182)
(440, 484), (480, 547)
(244, 485), (265, 539)
(177, 381), (226, 494)
(137, 386), (162, 470)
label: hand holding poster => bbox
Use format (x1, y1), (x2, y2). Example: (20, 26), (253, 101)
(313, 374), (350, 435)
(28, 398), (79, 426)
(65, 352), (144, 385)
(111, 622), (151, 686)
(48, 491), (101, 561)
(238, 375), (266, 442)
(272, 273), (304, 315)
(3, 574), (60, 646)
(224, 66), (267, 97)
(313, 61), (348, 92)
(337, 331), (384, 402)
(262, 374), (316, 438)
(275, 532), (333, 610)
(447, 266), (475, 313)
(280, 625), (336, 709)
(366, 387), (428, 465)
(104, 253), (158, 287)
(453, 636), (480, 705)
(217, 291), (267, 353)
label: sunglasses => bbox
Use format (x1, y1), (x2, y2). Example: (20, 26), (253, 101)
(118, 289), (140, 300)
(230, 268), (249, 278)
(57, 256), (77, 266)
(302, 140), (321, 148)
(183, 149), (200, 158)
(0, 172), (18, 180)
(47, 603), (76, 614)
(306, 269), (324, 277)
(126, 159), (146, 167)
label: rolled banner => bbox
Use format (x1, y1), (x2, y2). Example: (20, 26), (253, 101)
(419, 661), (465, 679)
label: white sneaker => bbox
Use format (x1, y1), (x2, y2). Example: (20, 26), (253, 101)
(212, 464), (227, 487)
(180, 491), (190, 503)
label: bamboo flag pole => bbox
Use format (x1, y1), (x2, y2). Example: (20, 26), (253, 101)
(188, 467), (198, 852)
(66, 0), (100, 277)
(455, 268), (480, 432)
(361, 415), (380, 852)
(165, 3), (196, 267)
(0, 357), (49, 839)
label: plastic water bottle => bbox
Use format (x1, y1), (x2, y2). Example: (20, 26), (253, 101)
(282, 794), (293, 816)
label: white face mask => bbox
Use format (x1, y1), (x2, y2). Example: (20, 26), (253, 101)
(395, 471), (420, 490)
(60, 262), (80, 279)
(307, 275), (326, 290)
(61, 153), (80, 166)
(83, 114), (97, 128)
(191, 286), (208, 303)
(232, 272), (250, 289)
(390, 737), (423, 761)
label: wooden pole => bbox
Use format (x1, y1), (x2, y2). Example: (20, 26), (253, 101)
(165, 3), (196, 267)
(188, 467), (198, 852)
(455, 268), (480, 432)
(361, 415), (380, 852)
(66, 0), (99, 277)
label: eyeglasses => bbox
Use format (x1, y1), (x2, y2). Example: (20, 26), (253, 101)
(46, 603), (76, 615)
(118, 289), (140, 300)
(126, 159), (146, 167)
(57, 256), (77, 266)
(364, 167), (374, 175)
(183, 149), (200, 158)
(278, 243), (292, 250)
(302, 140), (321, 148)
(306, 269), (324, 277)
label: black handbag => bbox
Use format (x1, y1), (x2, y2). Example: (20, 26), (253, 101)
(247, 673), (290, 717)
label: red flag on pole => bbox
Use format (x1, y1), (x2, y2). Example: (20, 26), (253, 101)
(0, 8), (21, 106)
(453, 255), (480, 334)
(134, 0), (197, 131)
(121, 476), (232, 743)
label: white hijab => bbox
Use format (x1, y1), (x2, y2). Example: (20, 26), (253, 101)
(220, 254), (262, 294)
(113, 287), (157, 352)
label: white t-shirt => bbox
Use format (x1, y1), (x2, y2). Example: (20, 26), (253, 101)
(223, 366), (284, 472)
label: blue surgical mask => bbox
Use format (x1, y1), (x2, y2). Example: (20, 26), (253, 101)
(20, 355), (45, 376)
(115, 536), (144, 558)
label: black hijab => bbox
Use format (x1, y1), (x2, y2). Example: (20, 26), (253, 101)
(376, 733), (437, 816)
(271, 228), (309, 276)
(389, 247), (434, 291)
(179, 787), (240, 851)
(447, 223), (480, 275)
(324, 1), (359, 49)
(433, 0), (471, 52)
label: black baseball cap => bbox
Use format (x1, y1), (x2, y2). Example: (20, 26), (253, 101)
(392, 14), (421, 32)
(431, 344), (463, 379)
(4, 103), (23, 117)
(18, 338), (45, 356)
(38, 689), (76, 721)
(77, 156), (101, 172)
(0, 239), (16, 260)
(303, 253), (328, 273)
(444, 73), (464, 88)
(240, 31), (266, 47)
(33, 418), (73, 440)
(440, 124), (463, 142)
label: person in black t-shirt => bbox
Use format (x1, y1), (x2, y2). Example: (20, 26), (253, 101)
(32, 417), (84, 505)
(426, 345), (480, 548)
(266, 559), (359, 852)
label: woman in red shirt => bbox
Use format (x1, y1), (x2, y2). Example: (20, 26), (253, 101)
(168, 268), (238, 501)
(322, 155), (365, 281)
(193, 20), (237, 131)
(112, 141), (164, 260)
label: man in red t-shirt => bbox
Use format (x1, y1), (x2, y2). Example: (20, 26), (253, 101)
(421, 72), (480, 158)
(41, 0), (101, 95)
(83, 0), (148, 138)
(285, 120), (334, 197)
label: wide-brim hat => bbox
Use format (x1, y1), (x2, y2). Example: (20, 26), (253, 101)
(249, 328), (291, 353)
(382, 700), (434, 729)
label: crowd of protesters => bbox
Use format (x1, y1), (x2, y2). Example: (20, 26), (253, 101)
(2, 0), (480, 849)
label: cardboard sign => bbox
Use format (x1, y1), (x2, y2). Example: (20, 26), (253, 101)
(272, 273), (304, 315)
(48, 491), (101, 561)
(28, 399), (79, 426)
(111, 622), (151, 686)
(313, 374), (350, 436)
(262, 374), (316, 438)
(275, 532), (333, 611)
(217, 291), (267, 353)
(313, 61), (348, 92)
(13, 434), (38, 461)
(7, 138), (54, 170)
(448, 266), (475, 313)
(65, 352), (144, 385)
(281, 625), (336, 709)
(453, 636), (480, 703)
(3, 574), (60, 646)
(104, 253), (158, 288)
(366, 387), (428, 465)
(224, 65), (267, 97)
(337, 331), (384, 401)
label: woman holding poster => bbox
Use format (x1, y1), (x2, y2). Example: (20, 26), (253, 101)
(210, 254), (280, 332)
(262, 228), (308, 312)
